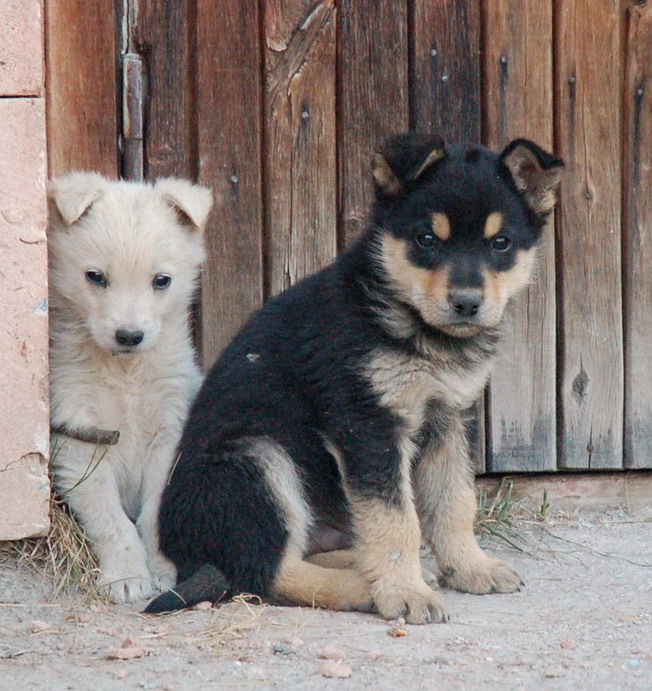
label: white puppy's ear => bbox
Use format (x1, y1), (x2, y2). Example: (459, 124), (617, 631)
(47, 172), (108, 225)
(156, 178), (213, 232)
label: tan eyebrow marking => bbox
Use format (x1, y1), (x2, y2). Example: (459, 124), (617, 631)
(431, 212), (451, 241)
(484, 211), (504, 239)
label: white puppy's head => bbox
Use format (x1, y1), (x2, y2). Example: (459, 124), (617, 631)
(48, 172), (212, 354)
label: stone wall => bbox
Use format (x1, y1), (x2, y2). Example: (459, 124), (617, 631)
(0, 0), (50, 539)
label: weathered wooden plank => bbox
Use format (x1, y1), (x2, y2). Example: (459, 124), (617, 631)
(623, 2), (652, 469)
(263, 0), (337, 296)
(338, 0), (409, 246)
(476, 470), (652, 519)
(135, 0), (194, 181)
(411, 0), (481, 143)
(196, 0), (264, 368)
(411, 0), (485, 472)
(45, 0), (118, 176)
(483, 2), (556, 472)
(555, 0), (623, 469)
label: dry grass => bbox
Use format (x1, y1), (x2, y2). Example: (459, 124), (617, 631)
(475, 479), (526, 552)
(0, 494), (101, 603)
(192, 595), (270, 648)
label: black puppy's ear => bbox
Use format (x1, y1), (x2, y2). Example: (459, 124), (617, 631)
(372, 132), (446, 197)
(500, 139), (564, 215)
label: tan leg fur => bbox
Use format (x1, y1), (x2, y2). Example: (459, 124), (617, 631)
(414, 414), (523, 594)
(272, 546), (372, 612)
(307, 548), (438, 587)
(306, 549), (358, 569)
(351, 497), (448, 624)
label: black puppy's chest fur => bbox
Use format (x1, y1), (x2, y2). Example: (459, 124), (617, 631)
(360, 325), (496, 472)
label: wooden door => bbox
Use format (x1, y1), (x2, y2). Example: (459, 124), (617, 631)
(45, 0), (652, 472)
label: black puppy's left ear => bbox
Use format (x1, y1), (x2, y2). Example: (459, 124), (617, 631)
(500, 139), (564, 215)
(372, 132), (446, 197)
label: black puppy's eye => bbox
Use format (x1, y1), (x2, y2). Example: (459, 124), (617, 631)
(415, 232), (436, 248)
(153, 273), (172, 290)
(86, 270), (107, 288)
(492, 235), (512, 252)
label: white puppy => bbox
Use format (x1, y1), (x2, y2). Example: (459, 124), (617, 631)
(48, 173), (212, 603)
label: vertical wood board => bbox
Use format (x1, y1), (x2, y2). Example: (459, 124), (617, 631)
(45, 0), (118, 176)
(555, 0), (623, 469)
(411, 0), (485, 471)
(263, 0), (337, 296)
(483, 1), (556, 472)
(337, 0), (410, 247)
(623, 3), (652, 468)
(411, 0), (481, 142)
(196, 0), (264, 368)
(135, 0), (195, 181)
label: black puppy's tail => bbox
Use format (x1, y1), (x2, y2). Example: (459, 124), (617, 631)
(143, 564), (230, 614)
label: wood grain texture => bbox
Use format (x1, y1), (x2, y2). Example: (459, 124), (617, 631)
(135, 0), (195, 181)
(338, 0), (409, 246)
(411, 0), (485, 472)
(483, 1), (556, 472)
(45, 0), (118, 176)
(555, 0), (623, 469)
(263, 0), (337, 296)
(196, 0), (264, 368)
(411, 0), (481, 142)
(623, 2), (652, 468)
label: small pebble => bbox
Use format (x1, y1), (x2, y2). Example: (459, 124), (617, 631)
(193, 601), (213, 611)
(106, 637), (148, 660)
(320, 660), (353, 678)
(283, 636), (304, 648)
(272, 643), (296, 656)
(318, 645), (346, 661)
(559, 639), (576, 650)
(30, 620), (51, 634)
(387, 623), (408, 638)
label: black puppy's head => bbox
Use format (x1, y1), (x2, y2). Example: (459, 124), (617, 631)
(371, 132), (563, 337)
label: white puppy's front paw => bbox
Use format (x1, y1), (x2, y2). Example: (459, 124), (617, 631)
(147, 553), (177, 592)
(98, 572), (157, 603)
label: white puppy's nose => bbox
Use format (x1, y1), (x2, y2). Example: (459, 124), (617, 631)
(115, 329), (144, 347)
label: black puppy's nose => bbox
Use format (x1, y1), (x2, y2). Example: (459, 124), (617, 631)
(449, 291), (481, 318)
(115, 329), (144, 347)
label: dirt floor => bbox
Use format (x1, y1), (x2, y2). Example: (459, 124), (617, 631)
(1, 511), (651, 690)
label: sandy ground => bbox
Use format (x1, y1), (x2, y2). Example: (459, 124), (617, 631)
(1, 514), (651, 690)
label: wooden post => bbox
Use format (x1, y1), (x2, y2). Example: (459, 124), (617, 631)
(483, 1), (556, 472)
(338, 0), (410, 248)
(263, 0), (338, 297)
(45, 0), (119, 176)
(195, 0), (265, 368)
(555, 0), (624, 469)
(623, 3), (652, 468)
(411, 0), (485, 471)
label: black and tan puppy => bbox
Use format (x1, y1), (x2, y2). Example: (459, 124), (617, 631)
(146, 133), (563, 623)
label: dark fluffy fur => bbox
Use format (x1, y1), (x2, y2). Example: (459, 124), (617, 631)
(146, 132), (563, 621)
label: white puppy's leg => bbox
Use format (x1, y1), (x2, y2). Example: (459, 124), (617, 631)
(53, 449), (155, 603)
(136, 438), (179, 591)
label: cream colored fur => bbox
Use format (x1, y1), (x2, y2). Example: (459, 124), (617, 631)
(48, 172), (212, 603)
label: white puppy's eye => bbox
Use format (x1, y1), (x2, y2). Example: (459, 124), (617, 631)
(86, 270), (108, 288)
(153, 273), (172, 290)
